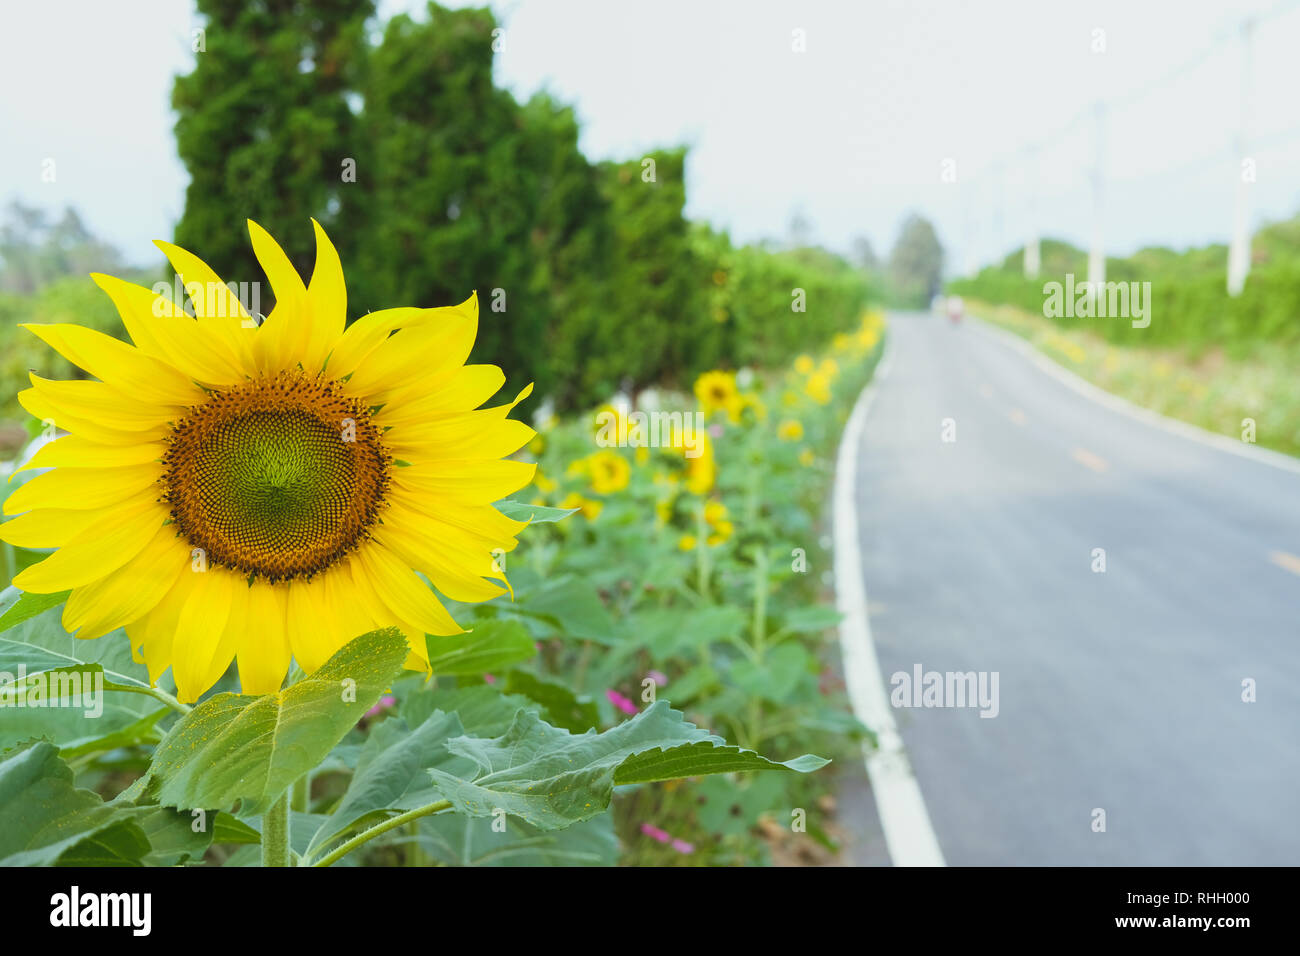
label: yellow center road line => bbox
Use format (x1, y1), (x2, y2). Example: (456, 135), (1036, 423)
(1268, 550), (1300, 576)
(1072, 448), (1109, 473)
(1008, 408), (1028, 426)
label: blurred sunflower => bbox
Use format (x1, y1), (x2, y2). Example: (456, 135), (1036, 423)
(703, 501), (733, 546)
(735, 391), (767, 423)
(778, 419), (804, 441)
(693, 370), (741, 422)
(584, 450), (631, 494)
(1, 220), (535, 702)
(559, 491), (603, 521)
(804, 371), (833, 405)
(683, 430), (716, 494)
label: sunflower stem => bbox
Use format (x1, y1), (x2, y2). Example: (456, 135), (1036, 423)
(102, 683), (191, 716)
(262, 790), (291, 867)
(309, 800), (453, 868)
(747, 546), (769, 749)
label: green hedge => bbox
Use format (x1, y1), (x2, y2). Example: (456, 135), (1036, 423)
(948, 224), (1300, 352)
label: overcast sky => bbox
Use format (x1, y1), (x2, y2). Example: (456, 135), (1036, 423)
(5, 0), (1300, 274)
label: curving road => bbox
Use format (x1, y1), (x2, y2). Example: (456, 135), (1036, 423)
(842, 311), (1300, 866)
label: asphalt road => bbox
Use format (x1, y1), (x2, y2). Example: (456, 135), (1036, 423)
(848, 311), (1300, 865)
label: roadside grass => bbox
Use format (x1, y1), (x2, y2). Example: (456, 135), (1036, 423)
(970, 300), (1300, 460)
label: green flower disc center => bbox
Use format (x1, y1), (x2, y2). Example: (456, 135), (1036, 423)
(163, 371), (390, 581)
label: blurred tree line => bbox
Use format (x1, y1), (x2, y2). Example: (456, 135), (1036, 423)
(0, 203), (123, 294)
(168, 0), (875, 411)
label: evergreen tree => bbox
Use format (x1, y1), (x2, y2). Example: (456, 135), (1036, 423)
(172, 0), (374, 297)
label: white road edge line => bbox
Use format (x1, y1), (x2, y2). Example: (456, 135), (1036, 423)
(832, 329), (946, 867)
(971, 316), (1300, 477)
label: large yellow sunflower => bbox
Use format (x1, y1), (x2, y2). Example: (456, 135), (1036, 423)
(1, 220), (536, 702)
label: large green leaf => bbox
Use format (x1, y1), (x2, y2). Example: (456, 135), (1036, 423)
(58, 707), (169, 761)
(509, 575), (618, 644)
(305, 710), (463, 859)
(419, 812), (617, 867)
(0, 607), (151, 689)
(613, 738), (829, 783)
(426, 701), (827, 829)
(0, 608), (159, 752)
(144, 628), (410, 815)
(0, 742), (152, 866)
(502, 670), (599, 734)
(425, 619), (535, 676)
(400, 683), (537, 737)
(135, 806), (214, 866)
(625, 605), (745, 656)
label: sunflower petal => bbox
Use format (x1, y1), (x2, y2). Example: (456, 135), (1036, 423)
(374, 365), (505, 426)
(386, 414), (534, 460)
(3, 464), (161, 515)
(304, 218), (346, 370)
(237, 580), (291, 695)
(354, 542), (464, 637)
(18, 387), (170, 446)
(172, 569), (237, 703)
(13, 494), (166, 592)
(0, 507), (99, 548)
(248, 219), (308, 373)
(392, 459), (536, 504)
(27, 376), (182, 431)
(285, 573), (336, 673)
(326, 293), (477, 381)
(152, 239), (250, 325)
(62, 525), (189, 639)
(341, 305), (478, 401)
(16, 434), (164, 474)
(89, 273), (248, 385)
(19, 324), (205, 406)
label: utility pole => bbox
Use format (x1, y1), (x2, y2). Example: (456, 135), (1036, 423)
(1227, 18), (1255, 296)
(1086, 101), (1106, 296)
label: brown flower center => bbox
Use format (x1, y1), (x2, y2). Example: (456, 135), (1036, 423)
(162, 371), (390, 581)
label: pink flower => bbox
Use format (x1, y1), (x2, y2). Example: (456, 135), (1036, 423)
(640, 823), (670, 843)
(647, 670), (668, 687)
(606, 689), (638, 715)
(365, 694), (396, 718)
(483, 673), (496, 685)
(639, 822), (695, 854)
(708, 424), (724, 438)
